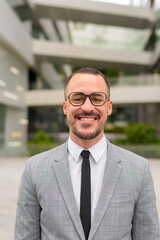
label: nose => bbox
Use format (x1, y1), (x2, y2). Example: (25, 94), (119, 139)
(81, 96), (94, 112)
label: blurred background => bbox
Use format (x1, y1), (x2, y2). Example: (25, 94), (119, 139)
(0, 0), (160, 158)
(0, 1), (160, 239)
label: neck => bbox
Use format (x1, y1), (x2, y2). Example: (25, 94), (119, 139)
(69, 132), (104, 149)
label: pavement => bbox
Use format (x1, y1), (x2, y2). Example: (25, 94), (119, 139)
(0, 157), (160, 240)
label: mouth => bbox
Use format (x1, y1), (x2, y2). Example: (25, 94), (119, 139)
(75, 112), (100, 122)
(78, 117), (97, 121)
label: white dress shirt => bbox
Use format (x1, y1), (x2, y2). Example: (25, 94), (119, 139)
(68, 135), (107, 221)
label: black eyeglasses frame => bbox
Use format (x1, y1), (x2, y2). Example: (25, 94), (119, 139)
(65, 92), (108, 107)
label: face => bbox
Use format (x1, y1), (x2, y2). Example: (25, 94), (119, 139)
(63, 73), (112, 146)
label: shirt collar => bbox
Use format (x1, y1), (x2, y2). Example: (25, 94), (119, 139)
(68, 135), (107, 163)
(68, 137), (83, 162)
(88, 135), (107, 163)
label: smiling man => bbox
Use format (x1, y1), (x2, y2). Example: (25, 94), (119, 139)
(63, 69), (112, 147)
(15, 68), (160, 240)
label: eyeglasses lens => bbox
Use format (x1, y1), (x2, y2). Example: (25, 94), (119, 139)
(70, 93), (85, 105)
(91, 93), (105, 105)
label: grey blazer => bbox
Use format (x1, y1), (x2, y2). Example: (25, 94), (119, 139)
(14, 140), (160, 240)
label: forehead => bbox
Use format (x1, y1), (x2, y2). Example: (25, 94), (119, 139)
(66, 73), (107, 93)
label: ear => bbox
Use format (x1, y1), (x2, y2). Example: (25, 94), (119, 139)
(107, 100), (112, 116)
(63, 100), (67, 115)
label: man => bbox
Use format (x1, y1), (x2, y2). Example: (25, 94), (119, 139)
(15, 67), (160, 240)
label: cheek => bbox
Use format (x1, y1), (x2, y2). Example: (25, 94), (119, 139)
(101, 107), (108, 117)
(64, 105), (78, 118)
(100, 108), (110, 121)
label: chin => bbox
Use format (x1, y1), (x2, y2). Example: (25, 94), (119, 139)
(74, 130), (101, 140)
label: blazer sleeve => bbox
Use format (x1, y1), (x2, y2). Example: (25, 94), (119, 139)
(131, 160), (160, 240)
(14, 158), (41, 240)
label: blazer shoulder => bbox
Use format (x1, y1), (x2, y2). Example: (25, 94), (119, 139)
(108, 141), (149, 169)
(27, 141), (68, 168)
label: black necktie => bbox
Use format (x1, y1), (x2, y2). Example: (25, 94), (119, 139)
(80, 150), (91, 240)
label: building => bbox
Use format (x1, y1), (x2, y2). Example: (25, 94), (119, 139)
(0, 0), (160, 156)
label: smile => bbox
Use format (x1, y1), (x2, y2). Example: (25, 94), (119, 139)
(79, 117), (96, 121)
(74, 112), (101, 122)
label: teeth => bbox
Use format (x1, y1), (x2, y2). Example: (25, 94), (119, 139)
(80, 118), (95, 121)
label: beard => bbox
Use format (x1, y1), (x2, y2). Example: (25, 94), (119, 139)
(66, 111), (107, 140)
(71, 126), (102, 140)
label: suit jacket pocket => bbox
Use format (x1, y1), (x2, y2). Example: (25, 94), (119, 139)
(111, 193), (136, 203)
(105, 193), (136, 226)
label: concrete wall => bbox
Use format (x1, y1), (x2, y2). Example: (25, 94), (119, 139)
(0, 0), (34, 66)
(25, 84), (160, 106)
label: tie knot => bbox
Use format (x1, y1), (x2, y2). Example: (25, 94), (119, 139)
(81, 150), (90, 160)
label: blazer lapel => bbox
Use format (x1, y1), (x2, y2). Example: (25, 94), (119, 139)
(52, 143), (85, 240)
(89, 141), (123, 240)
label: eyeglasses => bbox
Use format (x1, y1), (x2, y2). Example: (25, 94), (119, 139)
(66, 92), (108, 106)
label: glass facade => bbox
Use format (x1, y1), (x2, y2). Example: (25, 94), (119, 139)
(0, 43), (28, 156)
(28, 106), (68, 138)
(89, 0), (152, 8)
(0, 45), (27, 108)
(69, 22), (150, 51)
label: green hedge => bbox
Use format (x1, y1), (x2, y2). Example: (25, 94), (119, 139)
(27, 130), (56, 144)
(27, 126), (160, 158)
(125, 123), (157, 144)
(27, 142), (160, 158)
(112, 144), (160, 159)
(27, 143), (61, 156)
(111, 123), (160, 158)
(27, 131), (61, 156)
(104, 125), (125, 134)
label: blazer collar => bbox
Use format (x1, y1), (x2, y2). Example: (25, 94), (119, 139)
(52, 138), (121, 162)
(89, 140), (123, 240)
(52, 141), (85, 240)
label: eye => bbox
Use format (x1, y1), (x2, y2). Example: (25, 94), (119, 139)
(71, 93), (84, 103)
(74, 97), (82, 102)
(92, 94), (103, 103)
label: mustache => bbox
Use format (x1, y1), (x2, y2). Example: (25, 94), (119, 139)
(74, 111), (101, 119)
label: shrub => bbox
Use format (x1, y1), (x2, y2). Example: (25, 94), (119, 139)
(27, 143), (60, 156)
(104, 125), (125, 133)
(27, 131), (61, 156)
(125, 123), (157, 144)
(28, 130), (56, 144)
